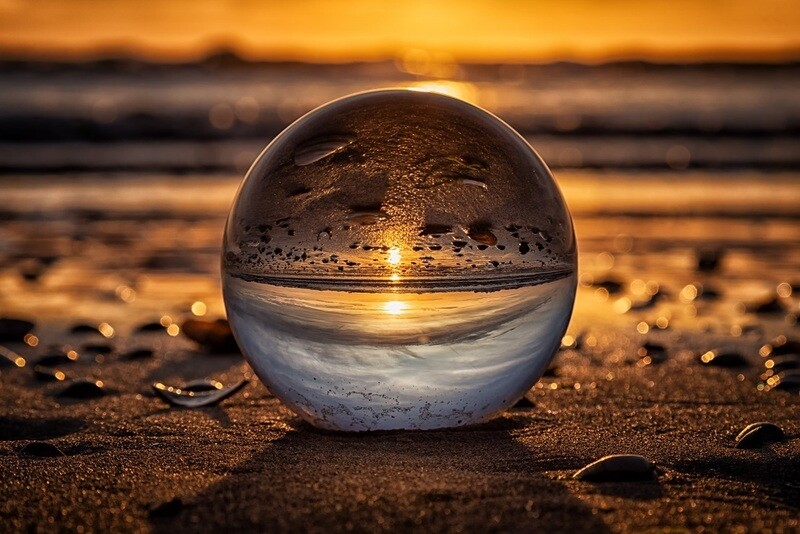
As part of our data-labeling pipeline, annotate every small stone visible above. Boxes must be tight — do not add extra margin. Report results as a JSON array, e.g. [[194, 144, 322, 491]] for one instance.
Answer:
[[771, 371, 800, 392], [419, 224, 452, 237], [592, 278, 624, 294], [181, 319, 240, 353], [148, 497, 184, 519], [19, 441, 65, 457], [573, 454, 657, 482], [33, 365, 69, 382], [630, 296, 659, 310], [82, 343, 113, 354], [0, 317, 35, 342], [747, 296, 785, 314], [636, 342, 667, 366], [121, 348, 154, 360], [70, 323, 97, 334], [696, 248, 724, 272], [136, 322, 167, 333], [699, 349, 748, 368], [58, 378, 106, 399], [345, 210, 389, 226], [542, 364, 559, 377], [467, 227, 497, 247], [764, 355, 800, 373], [35, 352, 79, 367], [735, 422, 785, 449], [0, 345, 26, 368], [511, 395, 535, 408], [641, 342, 666, 355], [696, 284, 722, 300], [560, 332, 584, 350], [761, 336, 800, 357]]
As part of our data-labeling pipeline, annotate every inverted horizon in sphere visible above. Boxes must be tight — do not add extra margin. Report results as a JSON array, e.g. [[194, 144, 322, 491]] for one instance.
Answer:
[[223, 89, 577, 431]]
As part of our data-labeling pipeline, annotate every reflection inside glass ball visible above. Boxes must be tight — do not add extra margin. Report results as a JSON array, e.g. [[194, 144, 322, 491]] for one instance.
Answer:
[[222, 89, 577, 431]]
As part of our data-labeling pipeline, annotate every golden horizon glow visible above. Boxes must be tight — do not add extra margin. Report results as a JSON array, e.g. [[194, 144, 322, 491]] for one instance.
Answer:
[[383, 300, 408, 315], [1, 1, 799, 63]]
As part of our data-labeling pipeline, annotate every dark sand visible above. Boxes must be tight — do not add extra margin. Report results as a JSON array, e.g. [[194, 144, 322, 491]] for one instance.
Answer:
[[1, 173, 799, 532]]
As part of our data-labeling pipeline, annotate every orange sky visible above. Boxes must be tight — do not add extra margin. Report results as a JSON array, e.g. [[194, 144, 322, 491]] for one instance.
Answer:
[[1, 0, 799, 62]]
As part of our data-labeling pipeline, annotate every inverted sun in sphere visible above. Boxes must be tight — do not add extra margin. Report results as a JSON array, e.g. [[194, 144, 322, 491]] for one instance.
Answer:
[[222, 89, 577, 431]]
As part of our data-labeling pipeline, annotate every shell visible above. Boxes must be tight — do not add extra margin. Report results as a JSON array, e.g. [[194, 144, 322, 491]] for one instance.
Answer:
[[152, 378, 248, 408], [294, 134, 356, 166]]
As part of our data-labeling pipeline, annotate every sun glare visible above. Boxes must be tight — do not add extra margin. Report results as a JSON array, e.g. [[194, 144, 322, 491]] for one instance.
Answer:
[[406, 81, 478, 105], [387, 247, 402, 266], [383, 300, 407, 315]]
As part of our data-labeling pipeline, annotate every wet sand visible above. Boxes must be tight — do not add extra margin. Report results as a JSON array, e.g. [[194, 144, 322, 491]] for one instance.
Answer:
[[1, 172, 799, 532]]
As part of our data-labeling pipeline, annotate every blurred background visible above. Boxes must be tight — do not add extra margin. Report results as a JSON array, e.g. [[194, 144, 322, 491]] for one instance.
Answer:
[[0, 0, 798, 333]]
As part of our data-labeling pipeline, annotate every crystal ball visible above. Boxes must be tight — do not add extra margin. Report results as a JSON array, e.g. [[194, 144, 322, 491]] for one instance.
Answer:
[[222, 89, 577, 431]]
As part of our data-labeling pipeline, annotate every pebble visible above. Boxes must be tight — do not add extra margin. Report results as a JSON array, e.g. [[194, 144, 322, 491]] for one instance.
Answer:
[[467, 227, 497, 247], [19, 441, 65, 457], [696, 248, 724, 272], [747, 296, 785, 314], [121, 348, 155, 360], [152, 378, 248, 408], [592, 278, 624, 294], [542, 362, 559, 377], [58, 378, 106, 399], [761, 336, 800, 357], [70, 323, 103, 335], [419, 224, 452, 237], [771, 371, 800, 392], [33, 365, 68, 382], [735, 422, 785, 449], [346, 210, 390, 226], [699, 349, 749, 368], [82, 343, 114, 354], [136, 321, 167, 333], [148, 497, 184, 519], [511, 395, 535, 408], [0, 345, 26, 368], [0, 317, 35, 342], [640, 342, 666, 355], [572, 454, 657, 482], [35, 352, 79, 367], [764, 355, 800, 373], [181, 319, 240, 353]]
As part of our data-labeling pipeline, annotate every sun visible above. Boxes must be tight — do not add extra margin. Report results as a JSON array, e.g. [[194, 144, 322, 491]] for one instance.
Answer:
[[383, 300, 407, 315], [387, 247, 402, 266]]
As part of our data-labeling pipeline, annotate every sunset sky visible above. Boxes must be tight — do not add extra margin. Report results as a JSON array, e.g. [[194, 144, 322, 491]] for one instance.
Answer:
[[1, 0, 799, 62]]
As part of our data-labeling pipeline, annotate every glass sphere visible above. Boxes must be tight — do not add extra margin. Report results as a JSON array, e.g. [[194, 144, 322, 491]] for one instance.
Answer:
[[222, 89, 577, 431]]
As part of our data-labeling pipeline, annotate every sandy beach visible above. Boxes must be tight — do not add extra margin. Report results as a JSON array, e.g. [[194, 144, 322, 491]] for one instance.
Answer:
[[1, 168, 798, 532]]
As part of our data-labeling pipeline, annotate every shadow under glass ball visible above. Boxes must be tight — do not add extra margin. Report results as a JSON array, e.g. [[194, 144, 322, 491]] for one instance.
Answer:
[[222, 89, 577, 431]]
